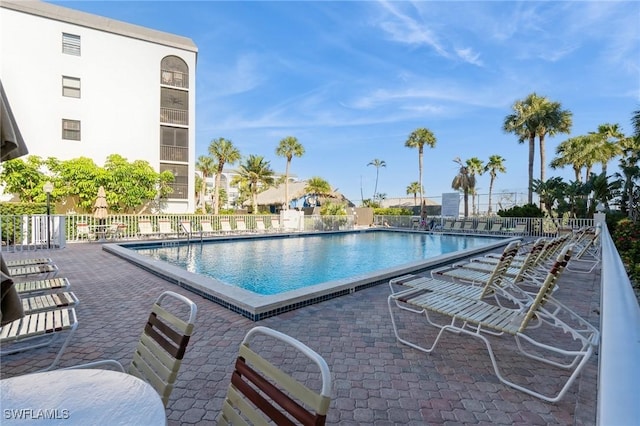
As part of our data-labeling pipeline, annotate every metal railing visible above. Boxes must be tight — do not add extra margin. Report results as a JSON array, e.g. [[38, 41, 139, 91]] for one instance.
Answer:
[[160, 107, 188, 125], [0, 215, 66, 251], [0, 214, 358, 244], [597, 223, 640, 425], [160, 145, 188, 162], [374, 215, 594, 237]]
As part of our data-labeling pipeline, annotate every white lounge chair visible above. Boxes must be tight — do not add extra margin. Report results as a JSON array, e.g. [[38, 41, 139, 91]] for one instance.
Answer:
[[15, 277, 71, 295], [255, 217, 267, 233], [8, 263, 58, 280], [220, 217, 233, 234], [5, 258, 53, 268], [138, 220, 157, 239], [21, 291, 79, 315], [200, 220, 215, 236], [158, 219, 178, 237], [388, 244, 599, 402], [234, 217, 248, 233], [1, 308, 79, 371]]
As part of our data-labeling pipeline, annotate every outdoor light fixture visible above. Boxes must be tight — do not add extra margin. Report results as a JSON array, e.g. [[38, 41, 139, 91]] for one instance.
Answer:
[[43, 181, 53, 249]]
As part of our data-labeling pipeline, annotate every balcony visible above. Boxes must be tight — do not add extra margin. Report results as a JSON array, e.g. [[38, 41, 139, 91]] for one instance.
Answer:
[[167, 183, 188, 199], [160, 107, 188, 125], [160, 145, 188, 163]]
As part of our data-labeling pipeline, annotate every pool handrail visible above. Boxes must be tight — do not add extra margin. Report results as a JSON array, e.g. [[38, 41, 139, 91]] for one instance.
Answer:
[[597, 223, 640, 425]]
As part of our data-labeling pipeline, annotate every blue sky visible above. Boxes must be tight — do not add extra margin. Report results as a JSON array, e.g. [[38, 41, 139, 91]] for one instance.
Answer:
[[52, 1, 639, 205]]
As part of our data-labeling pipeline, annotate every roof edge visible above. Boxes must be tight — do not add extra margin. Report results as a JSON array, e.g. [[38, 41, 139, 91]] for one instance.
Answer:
[[1, 0, 198, 53]]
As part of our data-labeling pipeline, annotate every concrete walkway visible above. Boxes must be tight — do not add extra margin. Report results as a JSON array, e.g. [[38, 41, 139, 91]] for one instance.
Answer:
[[1, 243, 599, 425]]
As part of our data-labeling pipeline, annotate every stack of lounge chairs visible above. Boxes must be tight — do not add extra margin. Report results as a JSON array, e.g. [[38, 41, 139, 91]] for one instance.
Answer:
[[1, 255, 79, 372], [387, 226, 601, 403]]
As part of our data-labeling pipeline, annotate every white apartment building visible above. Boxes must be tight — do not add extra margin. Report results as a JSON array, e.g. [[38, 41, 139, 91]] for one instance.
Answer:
[[0, 0, 197, 213]]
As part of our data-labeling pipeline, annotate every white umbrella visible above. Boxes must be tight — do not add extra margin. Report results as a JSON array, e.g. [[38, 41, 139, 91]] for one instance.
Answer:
[[0, 79, 28, 162], [93, 186, 109, 220]]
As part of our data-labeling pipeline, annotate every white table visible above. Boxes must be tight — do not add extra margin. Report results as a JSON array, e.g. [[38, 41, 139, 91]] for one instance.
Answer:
[[0, 369, 166, 425]]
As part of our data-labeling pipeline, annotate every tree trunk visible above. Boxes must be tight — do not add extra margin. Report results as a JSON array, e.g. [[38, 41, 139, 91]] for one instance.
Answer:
[[539, 134, 546, 183], [418, 147, 424, 205], [488, 177, 494, 215], [200, 174, 207, 212], [284, 159, 291, 210], [214, 165, 223, 214], [528, 135, 535, 204], [463, 189, 469, 217]]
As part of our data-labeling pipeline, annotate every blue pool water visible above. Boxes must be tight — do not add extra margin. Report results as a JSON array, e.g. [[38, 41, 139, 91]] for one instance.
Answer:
[[133, 231, 503, 296]]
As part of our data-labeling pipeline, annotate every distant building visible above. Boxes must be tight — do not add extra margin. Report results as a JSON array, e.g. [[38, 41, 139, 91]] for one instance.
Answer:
[[0, 0, 197, 213], [247, 181, 355, 213], [199, 170, 298, 211], [379, 197, 439, 209]]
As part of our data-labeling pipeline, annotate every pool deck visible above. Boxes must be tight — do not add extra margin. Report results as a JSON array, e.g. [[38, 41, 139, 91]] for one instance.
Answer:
[[1, 242, 600, 425]]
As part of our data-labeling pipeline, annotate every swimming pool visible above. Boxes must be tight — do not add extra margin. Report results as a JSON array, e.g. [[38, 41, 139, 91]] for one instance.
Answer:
[[105, 229, 513, 320]]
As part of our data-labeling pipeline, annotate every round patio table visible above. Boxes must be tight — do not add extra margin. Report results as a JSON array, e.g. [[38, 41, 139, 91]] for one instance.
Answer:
[[0, 369, 166, 425]]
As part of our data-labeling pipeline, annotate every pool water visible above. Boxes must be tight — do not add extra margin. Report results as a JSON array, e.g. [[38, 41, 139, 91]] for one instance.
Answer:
[[133, 232, 502, 295]]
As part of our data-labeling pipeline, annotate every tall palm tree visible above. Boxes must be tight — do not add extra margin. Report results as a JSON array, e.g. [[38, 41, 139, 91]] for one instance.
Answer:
[[404, 128, 437, 205], [406, 181, 422, 207], [208, 138, 241, 214], [503, 93, 572, 203], [275, 136, 305, 210], [484, 155, 506, 215], [534, 99, 572, 183], [195, 155, 214, 211], [237, 155, 275, 214], [304, 176, 332, 206], [466, 157, 483, 215], [451, 157, 475, 217], [367, 158, 386, 200]]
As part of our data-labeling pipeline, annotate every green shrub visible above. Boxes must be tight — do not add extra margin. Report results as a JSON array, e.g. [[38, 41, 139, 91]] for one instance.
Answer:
[[497, 203, 544, 218], [373, 207, 413, 216], [613, 218, 640, 285]]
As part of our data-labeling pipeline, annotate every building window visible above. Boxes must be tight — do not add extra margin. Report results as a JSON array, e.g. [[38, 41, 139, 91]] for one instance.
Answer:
[[160, 56, 189, 88], [62, 76, 81, 98], [62, 119, 81, 140], [62, 33, 81, 56], [160, 126, 188, 162], [160, 163, 188, 199]]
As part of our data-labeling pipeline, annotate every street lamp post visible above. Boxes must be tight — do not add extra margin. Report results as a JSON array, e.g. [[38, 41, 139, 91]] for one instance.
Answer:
[[43, 181, 54, 249]]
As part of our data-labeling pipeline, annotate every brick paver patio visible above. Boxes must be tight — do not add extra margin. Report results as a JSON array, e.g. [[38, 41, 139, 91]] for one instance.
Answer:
[[1, 242, 600, 425]]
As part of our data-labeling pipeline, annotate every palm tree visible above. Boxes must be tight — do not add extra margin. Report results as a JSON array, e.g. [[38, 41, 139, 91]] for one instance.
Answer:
[[367, 158, 386, 200], [404, 128, 437, 205], [466, 157, 483, 215], [304, 176, 332, 206], [616, 130, 640, 218], [406, 181, 422, 206], [550, 135, 594, 183], [451, 157, 475, 217], [275, 136, 305, 210], [532, 177, 566, 214], [195, 155, 214, 211], [589, 123, 625, 176], [237, 155, 275, 214], [503, 93, 572, 203], [484, 155, 506, 215], [208, 138, 241, 214], [534, 98, 572, 183]]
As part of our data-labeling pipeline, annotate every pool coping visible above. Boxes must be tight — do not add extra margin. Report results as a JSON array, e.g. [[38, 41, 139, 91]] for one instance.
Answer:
[[103, 229, 519, 321]]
